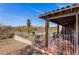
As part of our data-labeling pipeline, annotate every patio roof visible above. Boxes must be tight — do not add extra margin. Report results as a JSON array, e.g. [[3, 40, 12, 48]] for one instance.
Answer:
[[39, 3, 79, 26]]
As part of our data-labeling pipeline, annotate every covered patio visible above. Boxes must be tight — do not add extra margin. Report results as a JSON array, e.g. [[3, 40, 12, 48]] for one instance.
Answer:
[[39, 4, 79, 55]]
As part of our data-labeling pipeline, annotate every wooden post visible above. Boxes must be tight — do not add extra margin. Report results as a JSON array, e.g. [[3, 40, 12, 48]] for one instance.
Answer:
[[45, 19, 49, 48], [57, 24, 59, 34], [75, 14, 78, 55], [65, 26, 66, 34]]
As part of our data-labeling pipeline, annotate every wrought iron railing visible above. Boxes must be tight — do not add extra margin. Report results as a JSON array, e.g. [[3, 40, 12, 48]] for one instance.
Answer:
[[49, 33, 79, 55]]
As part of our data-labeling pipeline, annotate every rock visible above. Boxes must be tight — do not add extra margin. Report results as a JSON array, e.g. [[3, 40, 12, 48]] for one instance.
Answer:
[[17, 45, 48, 55]]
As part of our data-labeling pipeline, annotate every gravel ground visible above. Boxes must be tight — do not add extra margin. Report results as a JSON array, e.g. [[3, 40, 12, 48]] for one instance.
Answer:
[[0, 38, 27, 55], [0, 38, 47, 55]]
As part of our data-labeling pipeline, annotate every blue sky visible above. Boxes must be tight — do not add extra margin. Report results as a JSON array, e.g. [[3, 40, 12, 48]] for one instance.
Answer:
[[0, 3, 72, 27]]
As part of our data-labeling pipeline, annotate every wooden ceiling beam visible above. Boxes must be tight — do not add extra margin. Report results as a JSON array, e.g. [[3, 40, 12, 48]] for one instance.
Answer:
[[47, 12, 78, 21]]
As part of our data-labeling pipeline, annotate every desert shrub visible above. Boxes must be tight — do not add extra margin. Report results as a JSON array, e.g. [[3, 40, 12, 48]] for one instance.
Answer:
[[0, 26, 14, 39]]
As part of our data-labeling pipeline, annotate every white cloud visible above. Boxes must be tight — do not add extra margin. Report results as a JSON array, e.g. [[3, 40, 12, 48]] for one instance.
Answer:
[[55, 3, 65, 8], [27, 6, 43, 14]]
